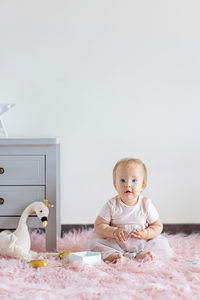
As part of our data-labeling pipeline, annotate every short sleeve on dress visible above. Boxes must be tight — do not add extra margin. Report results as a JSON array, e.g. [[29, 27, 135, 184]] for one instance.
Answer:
[[145, 198, 159, 224], [98, 200, 112, 222]]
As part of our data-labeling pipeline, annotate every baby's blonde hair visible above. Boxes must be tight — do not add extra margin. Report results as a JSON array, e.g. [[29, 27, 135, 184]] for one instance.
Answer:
[[113, 158, 147, 188]]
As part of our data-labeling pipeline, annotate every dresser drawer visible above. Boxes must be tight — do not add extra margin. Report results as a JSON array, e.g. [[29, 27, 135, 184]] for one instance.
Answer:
[[0, 186, 45, 215], [0, 216, 43, 228], [0, 156, 45, 185]]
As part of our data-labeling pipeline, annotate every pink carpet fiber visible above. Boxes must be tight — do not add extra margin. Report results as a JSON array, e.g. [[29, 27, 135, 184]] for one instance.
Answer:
[[1, 230, 200, 300]]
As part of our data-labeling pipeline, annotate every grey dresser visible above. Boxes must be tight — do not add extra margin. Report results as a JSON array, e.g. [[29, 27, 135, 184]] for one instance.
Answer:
[[0, 138, 60, 252]]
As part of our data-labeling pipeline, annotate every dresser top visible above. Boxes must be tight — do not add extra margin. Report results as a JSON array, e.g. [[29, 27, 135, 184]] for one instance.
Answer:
[[0, 138, 60, 145]]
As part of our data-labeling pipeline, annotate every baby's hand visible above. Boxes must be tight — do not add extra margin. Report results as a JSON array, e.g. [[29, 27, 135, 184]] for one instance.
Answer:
[[130, 228, 148, 239], [113, 228, 128, 243]]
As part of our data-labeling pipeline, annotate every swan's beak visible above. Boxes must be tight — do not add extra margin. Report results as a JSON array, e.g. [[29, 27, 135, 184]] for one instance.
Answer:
[[42, 221, 47, 227], [41, 217, 48, 228]]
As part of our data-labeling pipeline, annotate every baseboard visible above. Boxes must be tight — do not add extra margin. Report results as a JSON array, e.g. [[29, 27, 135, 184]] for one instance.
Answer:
[[163, 224, 200, 234], [61, 224, 94, 237], [2, 224, 199, 235], [61, 224, 200, 236]]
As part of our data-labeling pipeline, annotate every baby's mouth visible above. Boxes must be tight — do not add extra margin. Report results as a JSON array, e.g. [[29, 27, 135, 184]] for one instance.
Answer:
[[125, 190, 132, 194]]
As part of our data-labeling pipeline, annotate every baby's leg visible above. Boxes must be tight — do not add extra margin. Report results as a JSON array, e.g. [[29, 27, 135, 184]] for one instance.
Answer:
[[123, 238, 146, 254], [118, 238, 152, 261], [104, 252, 126, 264], [123, 238, 154, 261], [143, 235, 174, 259], [87, 235, 124, 263], [135, 251, 155, 261]]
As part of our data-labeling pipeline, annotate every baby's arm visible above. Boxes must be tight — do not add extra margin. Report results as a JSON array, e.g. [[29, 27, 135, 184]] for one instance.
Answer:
[[94, 216, 127, 242], [131, 218, 163, 240], [94, 216, 117, 238]]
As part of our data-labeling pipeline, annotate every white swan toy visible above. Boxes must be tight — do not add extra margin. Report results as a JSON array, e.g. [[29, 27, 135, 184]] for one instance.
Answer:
[[0, 200, 52, 262]]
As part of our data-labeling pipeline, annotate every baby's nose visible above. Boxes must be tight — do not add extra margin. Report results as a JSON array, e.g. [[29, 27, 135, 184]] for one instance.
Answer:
[[126, 180, 132, 187]]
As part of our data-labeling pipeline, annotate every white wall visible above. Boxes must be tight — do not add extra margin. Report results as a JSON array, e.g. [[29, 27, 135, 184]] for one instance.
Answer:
[[0, 0, 200, 224]]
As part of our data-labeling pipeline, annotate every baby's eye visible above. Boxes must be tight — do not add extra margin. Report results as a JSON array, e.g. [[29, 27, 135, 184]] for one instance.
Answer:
[[132, 179, 137, 183], [120, 179, 126, 183]]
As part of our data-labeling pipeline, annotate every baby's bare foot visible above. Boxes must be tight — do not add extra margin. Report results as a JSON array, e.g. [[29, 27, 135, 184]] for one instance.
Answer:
[[136, 251, 154, 262], [104, 252, 124, 264]]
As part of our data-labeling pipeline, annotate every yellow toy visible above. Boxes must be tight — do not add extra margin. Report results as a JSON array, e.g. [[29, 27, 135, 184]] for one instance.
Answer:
[[57, 251, 72, 259], [29, 259, 48, 268]]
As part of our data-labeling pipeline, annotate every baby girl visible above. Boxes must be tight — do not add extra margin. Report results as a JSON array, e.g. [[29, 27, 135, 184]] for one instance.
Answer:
[[87, 158, 174, 263]]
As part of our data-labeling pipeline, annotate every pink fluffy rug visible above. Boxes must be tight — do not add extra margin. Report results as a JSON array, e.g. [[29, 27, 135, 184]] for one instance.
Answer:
[[1, 230, 200, 300]]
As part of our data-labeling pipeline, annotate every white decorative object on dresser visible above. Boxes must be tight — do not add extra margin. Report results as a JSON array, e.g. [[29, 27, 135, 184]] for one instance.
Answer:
[[0, 138, 60, 252]]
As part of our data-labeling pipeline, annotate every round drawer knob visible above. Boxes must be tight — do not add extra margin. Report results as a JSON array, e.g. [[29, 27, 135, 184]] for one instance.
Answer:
[[0, 198, 4, 205], [0, 168, 5, 174]]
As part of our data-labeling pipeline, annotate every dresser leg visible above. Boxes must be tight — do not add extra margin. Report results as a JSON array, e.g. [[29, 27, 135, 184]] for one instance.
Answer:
[[46, 222, 61, 252]]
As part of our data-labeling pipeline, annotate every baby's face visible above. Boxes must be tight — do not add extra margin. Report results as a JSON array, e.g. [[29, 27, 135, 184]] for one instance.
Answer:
[[115, 163, 144, 205]]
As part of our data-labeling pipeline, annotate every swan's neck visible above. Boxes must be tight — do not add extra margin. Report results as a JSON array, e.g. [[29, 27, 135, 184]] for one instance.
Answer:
[[15, 205, 34, 237]]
